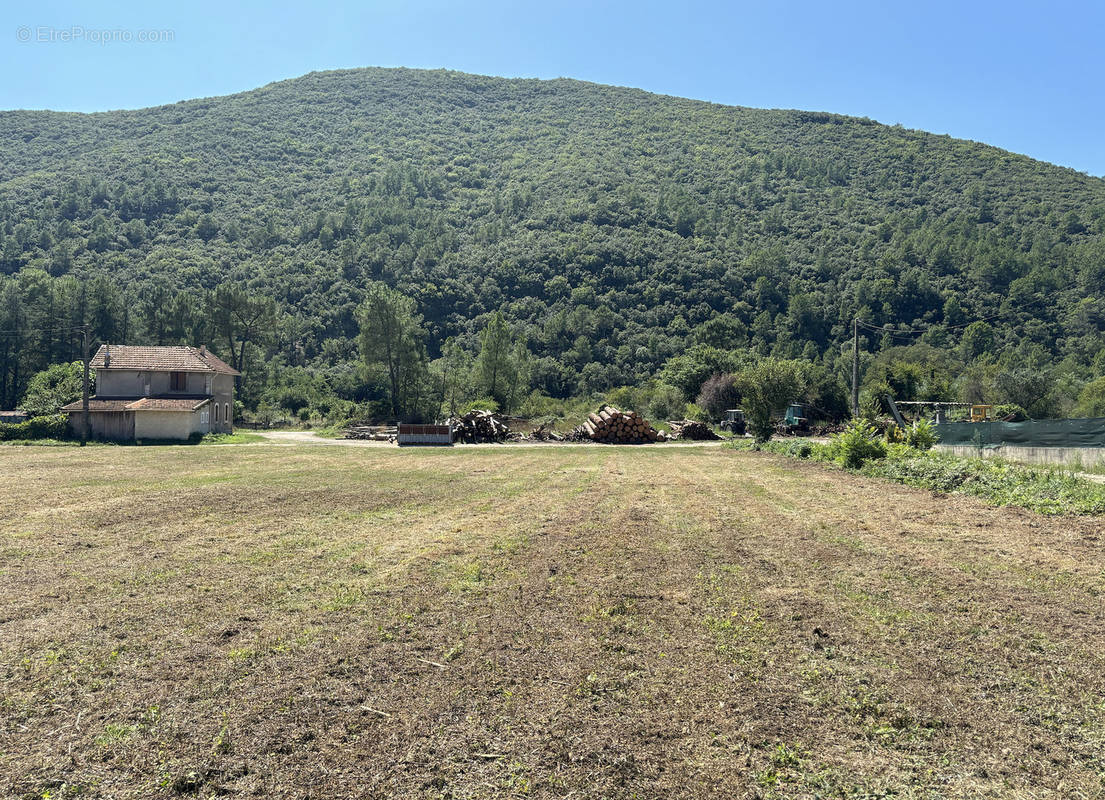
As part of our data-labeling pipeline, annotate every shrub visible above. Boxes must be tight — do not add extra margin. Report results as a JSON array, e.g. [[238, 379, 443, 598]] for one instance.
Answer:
[[464, 397, 500, 414], [861, 452, 1105, 515], [0, 414, 69, 441], [683, 402, 709, 422], [905, 418, 938, 450], [255, 402, 278, 429], [20, 362, 86, 417], [828, 419, 887, 468], [991, 403, 1028, 422], [696, 373, 741, 421], [647, 384, 686, 422], [735, 358, 807, 443], [787, 440, 814, 459]]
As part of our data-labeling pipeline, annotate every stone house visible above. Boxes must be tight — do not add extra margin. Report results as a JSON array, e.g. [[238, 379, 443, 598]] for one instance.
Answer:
[[62, 345, 239, 441]]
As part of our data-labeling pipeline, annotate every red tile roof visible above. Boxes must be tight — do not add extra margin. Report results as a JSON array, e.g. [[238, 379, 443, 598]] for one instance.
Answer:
[[61, 397, 211, 412], [126, 398, 211, 412], [60, 399, 133, 412], [90, 345, 240, 376]]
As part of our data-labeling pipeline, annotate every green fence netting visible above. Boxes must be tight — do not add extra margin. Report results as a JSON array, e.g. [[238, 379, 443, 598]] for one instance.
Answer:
[[934, 418, 1105, 449]]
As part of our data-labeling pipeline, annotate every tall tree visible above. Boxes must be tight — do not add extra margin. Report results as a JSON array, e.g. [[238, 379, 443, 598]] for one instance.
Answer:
[[356, 282, 426, 418], [210, 284, 277, 387], [735, 358, 809, 442], [437, 337, 473, 417], [476, 311, 515, 409]]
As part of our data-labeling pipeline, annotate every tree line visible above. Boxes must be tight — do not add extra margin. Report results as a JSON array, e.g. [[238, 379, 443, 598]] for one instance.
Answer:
[[2, 68, 1105, 421]]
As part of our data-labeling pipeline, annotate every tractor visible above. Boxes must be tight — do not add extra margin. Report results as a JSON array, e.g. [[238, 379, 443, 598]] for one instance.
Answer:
[[719, 408, 747, 436], [776, 403, 810, 435]]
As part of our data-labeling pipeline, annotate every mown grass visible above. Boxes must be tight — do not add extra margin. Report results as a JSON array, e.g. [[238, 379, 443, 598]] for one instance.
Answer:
[[2, 443, 1105, 798], [197, 431, 266, 445]]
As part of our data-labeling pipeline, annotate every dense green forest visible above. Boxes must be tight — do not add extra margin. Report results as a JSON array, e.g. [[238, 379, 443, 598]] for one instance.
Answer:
[[2, 67, 1105, 421]]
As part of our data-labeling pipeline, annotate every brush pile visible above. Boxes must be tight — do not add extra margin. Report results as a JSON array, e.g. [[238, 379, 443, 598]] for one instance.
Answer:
[[449, 409, 510, 443], [579, 405, 665, 444], [514, 422, 565, 442], [342, 425, 397, 441], [666, 419, 720, 441]]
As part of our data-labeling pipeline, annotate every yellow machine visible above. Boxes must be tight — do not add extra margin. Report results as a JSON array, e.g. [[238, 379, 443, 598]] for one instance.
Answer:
[[969, 404, 992, 423]]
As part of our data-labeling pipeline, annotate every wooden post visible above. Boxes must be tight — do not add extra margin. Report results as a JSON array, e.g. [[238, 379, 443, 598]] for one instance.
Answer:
[[851, 318, 859, 419], [81, 326, 90, 446]]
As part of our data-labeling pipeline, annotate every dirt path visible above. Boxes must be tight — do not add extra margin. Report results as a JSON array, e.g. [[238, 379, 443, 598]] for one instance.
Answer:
[[255, 429, 392, 446], [255, 429, 726, 448]]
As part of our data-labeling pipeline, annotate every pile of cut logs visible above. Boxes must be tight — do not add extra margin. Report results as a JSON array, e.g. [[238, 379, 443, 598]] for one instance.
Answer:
[[449, 409, 510, 443], [580, 406, 665, 444], [667, 419, 720, 441], [343, 425, 397, 441]]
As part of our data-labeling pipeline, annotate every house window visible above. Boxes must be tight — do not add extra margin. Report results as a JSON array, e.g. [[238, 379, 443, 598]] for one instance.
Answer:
[[225, 403, 231, 424], [205, 375, 212, 394], [214, 404, 220, 423], [170, 372, 186, 391]]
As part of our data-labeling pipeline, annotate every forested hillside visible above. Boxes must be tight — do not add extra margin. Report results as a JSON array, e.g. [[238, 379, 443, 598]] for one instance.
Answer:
[[2, 67, 1104, 419]]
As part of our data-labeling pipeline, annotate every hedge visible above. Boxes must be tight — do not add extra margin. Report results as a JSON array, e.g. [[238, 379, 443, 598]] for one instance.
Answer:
[[0, 414, 70, 441]]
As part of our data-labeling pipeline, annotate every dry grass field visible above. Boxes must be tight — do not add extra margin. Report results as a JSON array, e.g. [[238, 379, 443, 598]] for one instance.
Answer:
[[2, 443, 1105, 799]]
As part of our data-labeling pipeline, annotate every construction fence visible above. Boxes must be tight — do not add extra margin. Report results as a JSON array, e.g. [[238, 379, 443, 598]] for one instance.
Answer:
[[933, 418, 1105, 469], [934, 418, 1105, 449]]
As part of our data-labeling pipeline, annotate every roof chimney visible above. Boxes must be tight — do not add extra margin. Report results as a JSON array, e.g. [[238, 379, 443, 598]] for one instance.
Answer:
[[104, 345, 110, 368], [200, 345, 207, 357]]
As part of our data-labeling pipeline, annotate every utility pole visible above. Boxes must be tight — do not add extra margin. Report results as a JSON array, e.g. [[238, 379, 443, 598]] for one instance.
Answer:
[[851, 318, 859, 419], [81, 326, 90, 446]]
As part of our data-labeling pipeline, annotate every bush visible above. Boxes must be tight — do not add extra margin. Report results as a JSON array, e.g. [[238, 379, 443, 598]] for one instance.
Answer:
[[255, 402, 278, 429], [0, 414, 69, 441], [827, 419, 886, 468], [862, 450, 1105, 515], [647, 384, 686, 422], [735, 420, 1105, 515], [991, 403, 1028, 422], [735, 358, 808, 443], [786, 440, 814, 459], [20, 362, 86, 417], [683, 402, 709, 422], [464, 397, 500, 414], [696, 373, 741, 421], [905, 418, 938, 450]]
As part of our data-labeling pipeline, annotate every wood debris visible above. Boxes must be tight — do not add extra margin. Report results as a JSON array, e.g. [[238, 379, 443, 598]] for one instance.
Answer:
[[666, 419, 720, 440], [343, 425, 397, 441], [514, 422, 564, 442], [449, 410, 510, 443]]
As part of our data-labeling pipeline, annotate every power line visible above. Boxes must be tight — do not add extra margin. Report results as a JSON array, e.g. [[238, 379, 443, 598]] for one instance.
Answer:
[[856, 312, 1004, 336], [0, 323, 90, 336], [849, 310, 1007, 418]]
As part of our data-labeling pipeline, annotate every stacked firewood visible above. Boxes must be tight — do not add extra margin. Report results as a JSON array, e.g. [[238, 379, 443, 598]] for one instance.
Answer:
[[667, 419, 720, 441], [580, 406, 665, 444], [449, 409, 510, 443], [343, 425, 397, 441]]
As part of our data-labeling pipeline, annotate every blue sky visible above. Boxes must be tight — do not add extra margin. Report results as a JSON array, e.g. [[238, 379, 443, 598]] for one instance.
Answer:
[[4, 0, 1104, 176]]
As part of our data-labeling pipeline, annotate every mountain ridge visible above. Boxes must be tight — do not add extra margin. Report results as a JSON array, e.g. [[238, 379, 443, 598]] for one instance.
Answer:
[[1, 66, 1103, 414], [3, 67, 1099, 183]]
